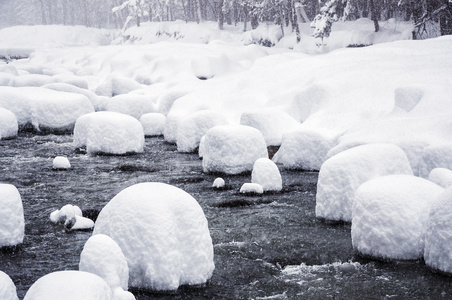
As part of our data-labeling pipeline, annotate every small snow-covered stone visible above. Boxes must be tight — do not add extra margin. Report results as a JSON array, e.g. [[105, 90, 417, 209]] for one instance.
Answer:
[[240, 183, 264, 194], [140, 113, 166, 136], [53, 156, 71, 169], [0, 107, 18, 140], [428, 168, 452, 188], [50, 204, 93, 231], [251, 158, 282, 192], [212, 178, 225, 188], [316, 143, 413, 222], [0, 271, 18, 300], [0, 184, 24, 248], [352, 175, 444, 260], [73, 111, 144, 155], [419, 143, 452, 178], [424, 187, 452, 274], [93, 182, 214, 291], [23, 271, 114, 300], [202, 125, 268, 174]]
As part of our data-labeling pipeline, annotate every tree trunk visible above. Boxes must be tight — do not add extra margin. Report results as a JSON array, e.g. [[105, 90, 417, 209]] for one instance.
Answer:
[[218, 0, 224, 29], [369, 0, 379, 32]]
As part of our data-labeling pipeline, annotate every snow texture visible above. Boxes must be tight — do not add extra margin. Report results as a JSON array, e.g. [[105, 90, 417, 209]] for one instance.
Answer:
[[316, 143, 413, 222], [202, 125, 268, 174], [0, 107, 18, 139], [139, 113, 166, 136], [212, 178, 225, 188], [93, 182, 214, 291], [0, 271, 18, 300], [53, 156, 71, 169], [50, 204, 94, 231], [240, 183, 264, 194], [424, 187, 452, 274], [428, 168, 452, 188], [352, 175, 444, 260], [251, 158, 282, 192], [106, 94, 156, 119], [0, 184, 24, 248], [419, 144, 452, 178], [73, 111, 144, 155], [23, 271, 114, 300]]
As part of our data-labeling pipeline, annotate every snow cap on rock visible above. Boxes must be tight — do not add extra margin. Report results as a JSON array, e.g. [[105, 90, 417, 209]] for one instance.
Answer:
[[0, 184, 24, 248], [140, 113, 166, 136], [251, 158, 282, 192], [0, 107, 18, 140], [240, 183, 264, 194], [0, 271, 18, 300], [428, 168, 452, 189], [53, 156, 71, 169]]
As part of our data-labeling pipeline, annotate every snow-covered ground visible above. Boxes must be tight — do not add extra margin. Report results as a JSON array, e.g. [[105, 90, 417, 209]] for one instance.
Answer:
[[1, 18, 452, 294]]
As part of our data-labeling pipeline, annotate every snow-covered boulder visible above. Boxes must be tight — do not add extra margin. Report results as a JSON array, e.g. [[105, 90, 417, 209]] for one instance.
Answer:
[[53, 156, 71, 170], [352, 175, 444, 260], [316, 143, 413, 222], [419, 143, 452, 178], [251, 158, 282, 192], [73, 112, 144, 155], [240, 183, 264, 194], [95, 75, 142, 97], [212, 178, 225, 189], [0, 184, 24, 248], [424, 187, 452, 274], [428, 168, 452, 188], [93, 182, 214, 291], [79, 234, 134, 299], [0, 271, 18, 300], [0, 107, 18, 140], [23, 271, 114, 300], [50, 204, 94, 231], [176, 110, 228, 153], [12, 73, 55, 87], [272, 129, 336, 171], [106, 94, 156, 119], [240, 109, 300, 146], [202, 125, 268, 174], [139, 113, 166, 136]]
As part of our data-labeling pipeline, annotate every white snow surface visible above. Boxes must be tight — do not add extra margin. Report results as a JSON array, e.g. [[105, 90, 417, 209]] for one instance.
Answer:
[[52, 156, 71, 169], [419, 144, 452, 178], [316, 143, 413, 222], [0, 107, 18, 139], [202, 125, 268, 174], [50, 204, 94, 231], [428, 168, 452, 189], [0, 184, 24, 247], [352, 175, 444, 260], [240, 183, 264, 194], [140, 113, 166, 136], [23, 271, 114, 300], [251, 158, 282, 192], [73, 111, 144, 155], [424, 187, 452, 274], [106, 94, 156, 119], [212, 178, 225, 188], [93, 182, 215, 291], [0, 271, 18, 300]]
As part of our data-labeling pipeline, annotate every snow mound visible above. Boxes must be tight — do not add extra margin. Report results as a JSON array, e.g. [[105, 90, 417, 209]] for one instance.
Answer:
[[212, 178, 225, 188], [79, 234, 130, 293], [177, 110, 228, 153], [43, 83, 108, 111], [202, 125, 268, 174], [251, 158, 282, 192], [0, 86, 94, 132], [12, 74, 55, 87], [240, 183, 264, 194], [428, 168, 452, 188], [419, 144, 452, 178], [23, 271, 114, 300], [0, 271, 18, 300], [95, 75, 143, 97], [0, 107, 18, 140], [93, 182, 214, 291], [316, 143, 413, 222], [273, 129, 335, 170], [50, 204, 94, 231], [73, 112, 144, 155], [0, 184, 24, 248], [53, 156, 71, 170], [140, 113, 166, 136], [424, 187, 452, 274], [352, 175, 444, 260], [106, 94, 156, 119], [240, 109, 300, 146]]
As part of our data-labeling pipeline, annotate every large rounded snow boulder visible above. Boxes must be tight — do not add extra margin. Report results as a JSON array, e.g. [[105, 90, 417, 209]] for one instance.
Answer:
[[176, 110, 228, 153], [428, 168, 452, 188], [0, 184, 24, 248], [140, 113, 166, 136], [251, 158, 282, 192], [0, 271, 18, 300], [419, 143, 452, 178], [352, 175, 444, 260], [106, 94, 156, 119], [202, 125, 268, 174], [93, 182, 215, 291], [272, 129, 335, 171], [23, 271, 114, 300], [0, 107, 18, 140], [73, 111, 144, 155], [316, 143, 413, 222], [424, 187, 452, 274]]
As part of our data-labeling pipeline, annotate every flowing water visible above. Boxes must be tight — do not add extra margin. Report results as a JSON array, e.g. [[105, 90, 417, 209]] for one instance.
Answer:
[[1, 133, 451, 299]]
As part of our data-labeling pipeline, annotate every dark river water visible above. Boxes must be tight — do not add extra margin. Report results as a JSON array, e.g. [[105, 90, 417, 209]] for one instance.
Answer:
[[1, 133, 451, 299]]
